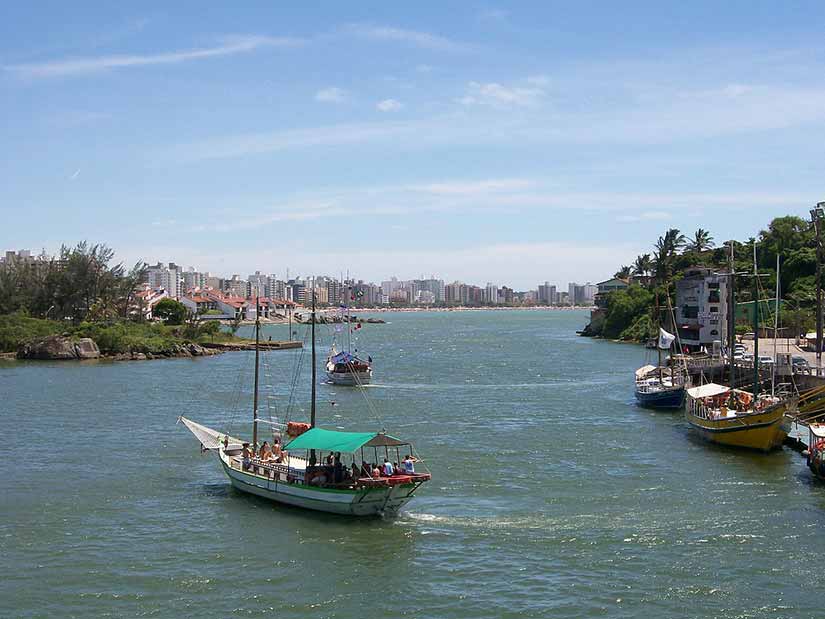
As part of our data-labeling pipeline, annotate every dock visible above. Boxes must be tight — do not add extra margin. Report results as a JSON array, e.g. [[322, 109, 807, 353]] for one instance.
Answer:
[[202, 340, 302, 352]]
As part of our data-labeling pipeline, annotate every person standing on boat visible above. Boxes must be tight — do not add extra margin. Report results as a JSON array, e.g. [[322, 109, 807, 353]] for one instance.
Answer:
[[242, 443, 252, 471], [383, 459, 394, 476], [403, 454, 417, 475]]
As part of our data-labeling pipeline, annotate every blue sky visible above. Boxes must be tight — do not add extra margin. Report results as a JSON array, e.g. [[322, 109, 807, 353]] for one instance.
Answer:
[[2, 2, 825, 288]]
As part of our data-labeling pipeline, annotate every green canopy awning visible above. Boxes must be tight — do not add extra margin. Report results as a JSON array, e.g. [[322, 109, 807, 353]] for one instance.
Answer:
[[284, 428, 408, 453]]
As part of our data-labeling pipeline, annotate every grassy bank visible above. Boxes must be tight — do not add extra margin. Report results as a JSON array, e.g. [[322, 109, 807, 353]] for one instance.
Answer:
[[0, 312, 249, 355]]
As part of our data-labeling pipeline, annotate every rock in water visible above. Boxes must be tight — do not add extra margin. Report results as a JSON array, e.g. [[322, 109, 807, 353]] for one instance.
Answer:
[[17, 335, 100, 360], [74, 338, 100, 359]]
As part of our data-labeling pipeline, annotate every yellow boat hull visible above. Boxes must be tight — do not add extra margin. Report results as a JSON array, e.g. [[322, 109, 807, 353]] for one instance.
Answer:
[[685, 405, 790, 452]]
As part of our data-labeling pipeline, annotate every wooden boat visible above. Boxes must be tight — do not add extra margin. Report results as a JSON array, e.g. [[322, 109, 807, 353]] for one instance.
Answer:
[[684, 383, 790, 451], [635, 362, 688, 409], [806, 424, 825, 480], [685, 242, 792, 451], [326, 346, 373, 386], [180, 293, 429, 517], [634, 289, 689, 410]]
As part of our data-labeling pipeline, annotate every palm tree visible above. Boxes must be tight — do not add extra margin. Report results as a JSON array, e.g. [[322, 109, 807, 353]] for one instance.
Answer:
[[633, 254, 653, 277], [652, 228, 686, 284], [687, 228, 714, 252], [614, 265, 632, 280]]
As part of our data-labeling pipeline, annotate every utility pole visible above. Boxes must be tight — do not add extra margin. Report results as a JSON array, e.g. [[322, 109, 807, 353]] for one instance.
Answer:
[[812, 205, 825, 372]]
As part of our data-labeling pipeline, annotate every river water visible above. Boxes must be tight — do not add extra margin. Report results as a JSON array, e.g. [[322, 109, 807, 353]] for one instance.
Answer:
[[1, 310, 823, 618]]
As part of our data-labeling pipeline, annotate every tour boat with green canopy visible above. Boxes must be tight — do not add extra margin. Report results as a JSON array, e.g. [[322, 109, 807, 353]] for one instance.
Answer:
[[179, 291, 430, 517]]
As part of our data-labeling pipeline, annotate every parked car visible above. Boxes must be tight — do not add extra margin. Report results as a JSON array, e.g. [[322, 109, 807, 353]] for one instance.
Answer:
[[758, 355, 774, 366], [792, 356, 811, 372], [741, 332, 756, 341], [742, 353, 754, 362]]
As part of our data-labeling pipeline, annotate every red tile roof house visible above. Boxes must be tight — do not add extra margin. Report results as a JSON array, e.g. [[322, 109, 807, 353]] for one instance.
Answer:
[[134, 285, 169, 320]]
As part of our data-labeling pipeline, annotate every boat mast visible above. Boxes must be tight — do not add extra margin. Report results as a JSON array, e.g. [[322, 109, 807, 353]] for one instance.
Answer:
[[310, 280, 317, 428], [655, 289, 663, 383], [773, 254, 780, 397], [752, 242, 760, 399], [728, 241, 736, 393], [253, 296, 260, 449]]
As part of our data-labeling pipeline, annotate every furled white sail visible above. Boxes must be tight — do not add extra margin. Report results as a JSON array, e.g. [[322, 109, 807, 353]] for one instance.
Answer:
[[179, 416, 241, 450]]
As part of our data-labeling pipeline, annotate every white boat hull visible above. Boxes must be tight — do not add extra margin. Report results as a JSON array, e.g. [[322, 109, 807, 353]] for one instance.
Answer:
[[325, 368, 372, 386], [219, 453, 414, 517]]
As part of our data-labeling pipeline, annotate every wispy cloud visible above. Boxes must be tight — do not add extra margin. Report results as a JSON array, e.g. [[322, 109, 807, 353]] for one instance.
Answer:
[[4, 35, 302, 78], [344, 24, 470, 52], [315, 87, 347, 103], [376, 98, 403, 112], [457, 80, 545, 107]]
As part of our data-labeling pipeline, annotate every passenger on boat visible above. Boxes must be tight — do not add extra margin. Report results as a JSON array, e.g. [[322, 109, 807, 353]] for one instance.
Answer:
[[372, 463, 381, 477], [260, 441, 272, 461], [242, 443, 252, 470], [383, 459, 394, 476], [352, 462, 360, 479], [272, 438, 282, 459], [403, 454, 417, 474]]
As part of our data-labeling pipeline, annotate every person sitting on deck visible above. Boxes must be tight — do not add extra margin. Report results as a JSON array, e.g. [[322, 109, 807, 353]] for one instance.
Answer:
[[352, 462, 360, 479], [272, 438, 282, 459], [242, 443, 252, 470], [361, 461, 371, 477], [403, 454, 417, 475], [383, 459, 394, 476], [260, 441, 272, 461], [372, 463, 381, 477], [326, 452, 335, 465]]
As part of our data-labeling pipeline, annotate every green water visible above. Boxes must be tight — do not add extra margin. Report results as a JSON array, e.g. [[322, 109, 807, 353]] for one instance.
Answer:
[[1, 310, 822, 618]]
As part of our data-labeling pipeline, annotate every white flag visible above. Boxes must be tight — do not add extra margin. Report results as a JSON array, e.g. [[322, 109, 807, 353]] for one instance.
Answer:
[[658, 328, 676, 350]]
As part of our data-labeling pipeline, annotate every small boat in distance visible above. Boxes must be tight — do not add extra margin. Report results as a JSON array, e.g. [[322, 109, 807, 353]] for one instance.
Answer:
[[326, 345, 373, 386], [325, 302, 373, 386], [180, 294, 429, 517]]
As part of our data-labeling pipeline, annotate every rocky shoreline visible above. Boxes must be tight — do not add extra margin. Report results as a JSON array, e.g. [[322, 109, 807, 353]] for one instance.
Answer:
[[9, 334, 303, 362], [14, 335, 220, 362]]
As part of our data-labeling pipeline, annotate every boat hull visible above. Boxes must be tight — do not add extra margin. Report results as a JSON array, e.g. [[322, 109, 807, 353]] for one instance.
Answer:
[[219, 458, 413, 517], [684, 406, 790, 451], [635, 387, 685, 409], [325, 369, 372, 386]]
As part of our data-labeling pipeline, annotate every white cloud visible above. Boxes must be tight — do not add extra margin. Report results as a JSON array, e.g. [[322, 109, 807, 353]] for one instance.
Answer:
[[4, 35, 302, 78], [458, 80, 544, 107], [315, 87, 347, 103], [376, 98, 403, 112], [345, 24, 469, 52], [616, 211, 672, 223]]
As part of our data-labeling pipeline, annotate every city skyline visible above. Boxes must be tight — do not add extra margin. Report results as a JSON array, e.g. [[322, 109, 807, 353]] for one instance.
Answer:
[[3, 4, 825, 287]]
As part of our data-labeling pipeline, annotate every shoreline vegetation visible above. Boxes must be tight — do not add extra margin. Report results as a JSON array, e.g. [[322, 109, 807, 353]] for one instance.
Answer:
[[580, 215, 817, 344]]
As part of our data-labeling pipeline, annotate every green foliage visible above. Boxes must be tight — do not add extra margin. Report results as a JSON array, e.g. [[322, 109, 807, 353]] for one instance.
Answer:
[[601, 285, 654, 339], [153, 298, 187, 325], [618, 313, 656, 342], [0, 312, 61, 352]]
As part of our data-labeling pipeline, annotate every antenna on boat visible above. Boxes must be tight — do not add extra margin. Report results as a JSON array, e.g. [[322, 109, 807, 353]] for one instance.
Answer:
[[253, 295, 261, 450]]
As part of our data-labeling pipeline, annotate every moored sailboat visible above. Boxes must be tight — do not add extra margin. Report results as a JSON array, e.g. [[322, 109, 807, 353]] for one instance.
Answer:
[[685, 242, 792, 451], [180, 293, 429, 517]]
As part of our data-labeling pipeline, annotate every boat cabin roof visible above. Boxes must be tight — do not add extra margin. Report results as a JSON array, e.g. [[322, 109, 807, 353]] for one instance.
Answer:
[[810, 424, 825, 439], [284, 427, 408, 453], [687, 383, 730, 399]]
